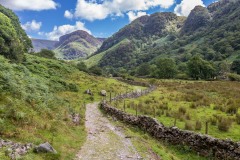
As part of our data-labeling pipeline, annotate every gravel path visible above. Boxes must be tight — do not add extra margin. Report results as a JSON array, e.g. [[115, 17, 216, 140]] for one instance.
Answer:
[[75, 103, 142, 160]]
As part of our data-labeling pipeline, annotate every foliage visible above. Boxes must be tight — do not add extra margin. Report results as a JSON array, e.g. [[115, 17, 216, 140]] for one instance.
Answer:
[[35, 49, 56, 59], [227, 73, 240, 81], [77, 62, 88, 72], [231, 60, 240, 74], [136, 63, 152, 76], [90, 0, 240, 77], [218, 118, 232, 132], [152, 58, 177, 79], [0, 4, 32, 52], [0, 12, 24, 62], [89, 65, 102, 76], [187, 55, 215, 80]]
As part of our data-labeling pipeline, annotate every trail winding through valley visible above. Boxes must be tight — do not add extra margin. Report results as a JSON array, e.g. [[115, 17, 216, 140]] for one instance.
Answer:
[[75, 103, 143, 160]]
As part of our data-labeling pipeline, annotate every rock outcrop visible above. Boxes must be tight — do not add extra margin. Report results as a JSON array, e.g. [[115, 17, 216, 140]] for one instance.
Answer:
[[34, 142, 57, 154], [181, 5, 211, 35], [0, 139, 34, 159]]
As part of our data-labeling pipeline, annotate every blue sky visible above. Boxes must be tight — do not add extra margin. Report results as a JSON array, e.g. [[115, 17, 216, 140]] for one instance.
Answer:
[[0, 0, 217, 40]]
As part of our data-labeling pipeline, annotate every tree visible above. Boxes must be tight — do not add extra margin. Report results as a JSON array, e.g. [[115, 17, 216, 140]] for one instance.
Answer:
[[89, 66, 102, 76], [153, 58, 177, 79], [0, 12, 24, 62], [36, 49, 56, 59], [187, 55, 215, 80], [136, 63, 151, 76], [77, 62, 87, 72], [231, 60, 240, 74], [0, 5, 32, 51]]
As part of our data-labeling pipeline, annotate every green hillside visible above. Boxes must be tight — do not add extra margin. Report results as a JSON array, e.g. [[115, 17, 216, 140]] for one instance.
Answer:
[[90, 0, 240, 78]]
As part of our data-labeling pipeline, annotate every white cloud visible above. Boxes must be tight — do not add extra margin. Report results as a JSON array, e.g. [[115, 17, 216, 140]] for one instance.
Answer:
[[22, 20, 42, 32], [44, 21, 91, 40], [174, 0, 205, 16], [72, 0, 175, 21], [127, 11, 147, 22], [64, 10, 74, 19], [0, 0, 57, 11]]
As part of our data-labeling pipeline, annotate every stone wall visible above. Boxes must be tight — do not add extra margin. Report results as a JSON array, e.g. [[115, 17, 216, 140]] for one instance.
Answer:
[[114, 78, 150, 87], [100, 102, 240, 160], [112, 85, 156, 101]]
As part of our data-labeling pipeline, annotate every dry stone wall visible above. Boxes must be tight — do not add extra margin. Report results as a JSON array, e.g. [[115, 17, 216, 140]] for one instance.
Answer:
[[100, 102, 240, 160]]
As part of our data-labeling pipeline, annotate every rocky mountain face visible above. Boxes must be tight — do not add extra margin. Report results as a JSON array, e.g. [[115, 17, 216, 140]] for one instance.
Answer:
[[180, 6, 211, 35], [97, 13, 185, 53], [31, 39, 57, 52], [90, 0, 240, 72], [54, 30, 103, 60], [93, 12, 186, 69]]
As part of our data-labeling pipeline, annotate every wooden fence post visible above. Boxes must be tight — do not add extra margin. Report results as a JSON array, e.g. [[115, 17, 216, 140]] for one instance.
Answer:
[[205, 121, 209, 134], [174, 118, 177, 126], [136, 104, 138, 116], [110, 92, 112, 103]]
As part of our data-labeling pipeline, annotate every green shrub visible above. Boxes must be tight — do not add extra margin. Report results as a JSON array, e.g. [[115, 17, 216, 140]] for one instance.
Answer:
[[227, 73, 240, 81], [185, 121, 194, 130], [218, 118, 232, 132], [209, 117, 217, 126], [178, 107, 186, 115], [195, 120, 202, 130]]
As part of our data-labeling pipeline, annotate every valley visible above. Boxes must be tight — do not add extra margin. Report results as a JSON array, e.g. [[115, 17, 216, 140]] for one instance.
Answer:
[[0, 0, 240, 159]]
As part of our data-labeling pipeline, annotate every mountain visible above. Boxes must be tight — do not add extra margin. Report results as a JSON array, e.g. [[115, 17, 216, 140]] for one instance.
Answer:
[[31, 38, 57, 52], [54, 30, 104, 60], [88, 0, 240, 75], [91, 12, 185, 69], [180, 5, 211, 35]]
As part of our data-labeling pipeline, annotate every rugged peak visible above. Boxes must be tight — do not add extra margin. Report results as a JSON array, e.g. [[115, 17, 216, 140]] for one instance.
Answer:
[[181, 5, 211, 35], [59, 30, 93, 43], [55, 30, 103, 60], [207, 0, 236, 13], [97, 12, 185, 53]]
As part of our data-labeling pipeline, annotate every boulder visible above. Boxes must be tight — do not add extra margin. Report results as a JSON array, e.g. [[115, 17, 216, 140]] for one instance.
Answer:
[[100, 90, 107, 96], [34, 142, 57, 154], [85, 89, 93, 95]]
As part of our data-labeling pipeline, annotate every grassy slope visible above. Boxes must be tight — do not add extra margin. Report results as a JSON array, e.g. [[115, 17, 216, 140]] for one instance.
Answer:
[[84, 39, 131, 68], [54, 39, 100, 59], [113, 80, 240, 141], [0, 54, 138, 160]]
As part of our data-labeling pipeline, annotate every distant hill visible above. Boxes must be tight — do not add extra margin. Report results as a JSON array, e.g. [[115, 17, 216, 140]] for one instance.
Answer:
[[31, 38, 57, 52], [88, 0, 240, 73], [54, 30, 104, 60]]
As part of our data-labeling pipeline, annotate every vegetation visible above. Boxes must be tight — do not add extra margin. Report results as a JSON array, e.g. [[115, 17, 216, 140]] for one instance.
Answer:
[[0, 12, 24, 62], [88, 0, 240, 78], [35, 49, 56, 59], [0, 54, 137, 159], [114, 79, 240, 141], [0, 5, 32, 52]]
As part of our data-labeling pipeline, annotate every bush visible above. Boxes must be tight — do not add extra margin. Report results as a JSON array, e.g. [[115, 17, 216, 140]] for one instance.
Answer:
[[178, 107, 186, 115], [185, 121, 194, 130], [36, 49, 56, 59], [77, 62, 87, 72], [227, 73, 240, 81], [209, 117, 217, 126], [195, 120, 202, 130], [218, 118, 232, 132]]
